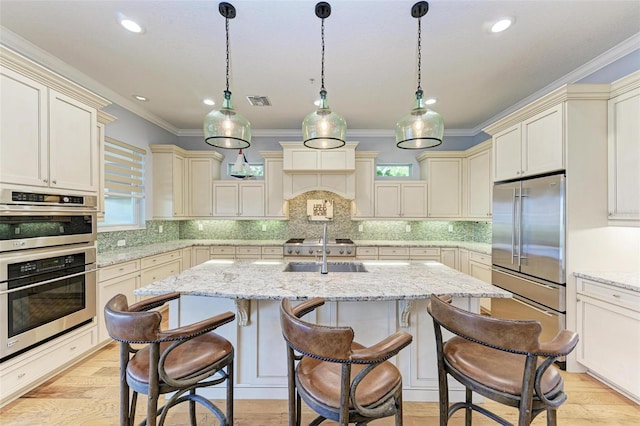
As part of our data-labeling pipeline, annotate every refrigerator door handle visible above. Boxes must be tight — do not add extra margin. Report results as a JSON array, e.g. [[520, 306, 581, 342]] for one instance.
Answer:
[[511, 188, 518, 265]]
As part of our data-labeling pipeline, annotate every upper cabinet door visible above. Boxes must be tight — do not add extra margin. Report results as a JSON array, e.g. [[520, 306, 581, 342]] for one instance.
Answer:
[[522, 103, 564, 178], [608, 87, 640, 224], [426, 158, 462, 218], [467, 148, 492, 219], [49, 90, 98, 192], [374, 183, 401, 217], [0, 68, 49, 187], [188, 157, 214, 217], [493, 124, 522, 182]]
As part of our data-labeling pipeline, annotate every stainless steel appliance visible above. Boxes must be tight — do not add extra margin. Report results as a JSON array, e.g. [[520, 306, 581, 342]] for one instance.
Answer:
[[491, 172, 566, 343], [1, 189, 97, 251], [284, 238, 355, 259], [0, 189, 97, 361]]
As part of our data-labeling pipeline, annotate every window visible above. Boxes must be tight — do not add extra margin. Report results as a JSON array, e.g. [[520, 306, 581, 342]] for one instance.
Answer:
[[376, 164, 412, 177], [100, 137, 146, 229], [226, 163, 264, 178]]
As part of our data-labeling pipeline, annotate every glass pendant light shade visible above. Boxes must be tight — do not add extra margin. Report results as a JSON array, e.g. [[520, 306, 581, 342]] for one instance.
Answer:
[[203, 2, 251, 149], [204, 91, 251, 149], [303, 90, 346, 149], [396, 1, 444, 150], [302, 2, 346, 150], [396, 89, 443, 149]]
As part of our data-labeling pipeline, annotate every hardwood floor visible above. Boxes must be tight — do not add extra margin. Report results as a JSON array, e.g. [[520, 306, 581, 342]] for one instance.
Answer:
[[1, 341, 638, 425]]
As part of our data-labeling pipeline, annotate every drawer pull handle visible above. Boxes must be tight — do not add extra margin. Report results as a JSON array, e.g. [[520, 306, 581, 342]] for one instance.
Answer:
[[18, 373, 26, 379], [69, 346, 77, 351], [612, 294, 621, 298]]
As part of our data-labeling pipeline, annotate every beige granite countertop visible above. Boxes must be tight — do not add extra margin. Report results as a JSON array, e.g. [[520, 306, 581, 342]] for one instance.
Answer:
[[98, 239, 490, 267], [574, 271, 640, 293], [134, 259, 511, 301]]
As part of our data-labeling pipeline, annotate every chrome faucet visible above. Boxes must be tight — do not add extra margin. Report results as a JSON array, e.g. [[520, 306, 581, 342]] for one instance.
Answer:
[[317, 222, 328, 274]]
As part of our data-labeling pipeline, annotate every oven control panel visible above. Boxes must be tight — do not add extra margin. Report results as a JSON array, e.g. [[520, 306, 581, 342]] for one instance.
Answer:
[[11, 191, 85, 205]]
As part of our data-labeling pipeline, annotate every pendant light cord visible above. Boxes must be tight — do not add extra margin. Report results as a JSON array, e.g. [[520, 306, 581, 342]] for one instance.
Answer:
[[416, 17, 422, 93], [225, 16, 231, 95], [320, 18, 326, 92]]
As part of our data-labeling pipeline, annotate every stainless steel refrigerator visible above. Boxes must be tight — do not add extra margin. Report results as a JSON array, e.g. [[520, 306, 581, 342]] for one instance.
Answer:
[[491, 172, 566, 343]]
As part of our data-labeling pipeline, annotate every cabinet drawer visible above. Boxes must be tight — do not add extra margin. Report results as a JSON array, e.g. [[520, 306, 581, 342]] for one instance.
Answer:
[[236, 246, 261, 258], [410, 247, 440, 257], [356, 247, 378, 256], [469, 251, 491, 265], [262, 246, 284, 258], [140, 260, 181, 285], [378, 247, 410, 258], [210, 246, 236, 256], [578, 279, 640, 312], [98, 259, 140, 282], [140, 250, 182, 269], [1, 326, 95, 400]]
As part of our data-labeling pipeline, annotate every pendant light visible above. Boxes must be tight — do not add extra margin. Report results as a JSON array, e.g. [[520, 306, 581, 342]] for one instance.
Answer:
[[230, 149, 254, 179], [302, 2, 346, 150], [204, 2, 251, 149], [395, 1, 444, 149]]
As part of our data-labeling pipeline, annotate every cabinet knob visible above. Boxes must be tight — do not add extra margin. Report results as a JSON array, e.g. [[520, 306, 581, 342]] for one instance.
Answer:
[[43, 179, 48, 183], [52, 180, 57, 184]]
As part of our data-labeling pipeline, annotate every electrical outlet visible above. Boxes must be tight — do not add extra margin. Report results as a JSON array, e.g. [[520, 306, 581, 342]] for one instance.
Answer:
[[117, 239, 126, 247], [448, 224, 454, 232], [405, 225, 411, 233], [358, 224, 363, 232], [261, 224, 267, 231], [158, 225, 163, 233], [198, 223, 204, 231]]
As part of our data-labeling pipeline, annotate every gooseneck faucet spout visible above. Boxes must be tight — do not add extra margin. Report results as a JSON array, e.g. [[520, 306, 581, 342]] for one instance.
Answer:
[[320, 222, 328, 274]]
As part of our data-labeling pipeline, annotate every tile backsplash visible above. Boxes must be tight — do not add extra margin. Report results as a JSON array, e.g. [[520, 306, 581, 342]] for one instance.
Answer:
[[98, 191, 491, 252]]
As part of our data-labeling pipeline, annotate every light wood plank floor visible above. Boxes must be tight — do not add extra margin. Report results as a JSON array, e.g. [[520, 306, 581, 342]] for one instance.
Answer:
[[1, 340, 638, 425]]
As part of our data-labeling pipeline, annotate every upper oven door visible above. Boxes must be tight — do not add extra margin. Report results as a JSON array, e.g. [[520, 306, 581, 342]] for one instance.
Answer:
[[0, 209, 96, 251]]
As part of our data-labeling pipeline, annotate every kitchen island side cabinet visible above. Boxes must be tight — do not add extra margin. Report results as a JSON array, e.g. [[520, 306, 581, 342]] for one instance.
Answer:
[[1, 46, 109, 194], [212, 181, 265, 218], [576, 277, 640, 403], [607, 71, 640, 226], [374, 181, 427, 219]]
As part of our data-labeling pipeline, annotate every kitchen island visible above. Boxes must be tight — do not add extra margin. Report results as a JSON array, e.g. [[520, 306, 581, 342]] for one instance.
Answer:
[[134, 259, 510, 402]]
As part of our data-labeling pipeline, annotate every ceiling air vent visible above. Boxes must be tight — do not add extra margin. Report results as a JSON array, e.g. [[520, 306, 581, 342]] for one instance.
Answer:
[[246, 96, 271, 107]]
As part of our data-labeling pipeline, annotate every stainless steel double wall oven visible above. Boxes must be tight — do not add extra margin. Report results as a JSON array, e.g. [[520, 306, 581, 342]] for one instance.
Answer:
[[0, 189, 97, 362]]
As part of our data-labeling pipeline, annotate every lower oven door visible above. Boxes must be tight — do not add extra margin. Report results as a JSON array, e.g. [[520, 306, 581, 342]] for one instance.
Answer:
[[492, 295, 565, 343], [0, 243, 97, 361]]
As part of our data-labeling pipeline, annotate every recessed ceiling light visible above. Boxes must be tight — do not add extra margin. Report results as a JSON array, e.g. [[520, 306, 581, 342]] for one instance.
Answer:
[[133, 95, 148, 102], [119, 17, 143, 33], [203, 99, 215, 106], [491, 18, 513, 33], [425, 98, 437, 105]]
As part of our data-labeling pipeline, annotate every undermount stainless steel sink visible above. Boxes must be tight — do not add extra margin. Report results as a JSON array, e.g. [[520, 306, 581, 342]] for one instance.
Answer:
[[283, 262, 368, 273]]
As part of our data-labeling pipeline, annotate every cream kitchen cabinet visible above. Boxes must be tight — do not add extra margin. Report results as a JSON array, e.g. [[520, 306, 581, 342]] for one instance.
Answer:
[[458, 249, 470, 274], [492, 104, 564, 182], [96, 112, 117, 221], [210, 245, 236, 259], [261, 151, 287, 218], [212, 181, 265, 218], [607, 72, 640, 225], [139, 250, 182, 300], [1, 48, 108, 194], [352, 152, 377, 218], [465, 141, 493, 219], [374, 182, 427, 218], [576, 277, 640, 402], [424, 157, 463, 218], [262, 246, 284, 259], [378, 247, 410, 260], [192, 246, 212, 266], [409, 247, 440, 261], [151, 145, 223, 219], [96, 260, 140, 344], [355, 246, 378, 260], [440, 248, 458, 269], [281, 142, 357, 171]]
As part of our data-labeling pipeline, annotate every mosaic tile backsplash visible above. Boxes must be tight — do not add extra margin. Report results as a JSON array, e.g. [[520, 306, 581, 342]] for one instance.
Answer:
[[98, 191, 491, 251]]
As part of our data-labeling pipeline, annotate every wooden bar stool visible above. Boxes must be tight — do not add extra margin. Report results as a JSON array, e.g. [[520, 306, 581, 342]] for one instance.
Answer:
[[427, 294, 579, 426], [280, 297, 413, 426], [104, 293, 235, 426]]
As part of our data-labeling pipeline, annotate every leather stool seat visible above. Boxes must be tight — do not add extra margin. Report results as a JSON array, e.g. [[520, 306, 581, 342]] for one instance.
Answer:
[[444, 337, 562, 396], [297, 342, 403, 409]]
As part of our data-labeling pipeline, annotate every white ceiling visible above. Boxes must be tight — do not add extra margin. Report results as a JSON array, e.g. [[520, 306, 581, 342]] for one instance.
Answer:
[[1, 0, 639, 136]]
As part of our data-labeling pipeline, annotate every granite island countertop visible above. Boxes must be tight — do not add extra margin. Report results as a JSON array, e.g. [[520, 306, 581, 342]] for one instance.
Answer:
[[573, 271, 640, 293], [133, 259, 511, 301]]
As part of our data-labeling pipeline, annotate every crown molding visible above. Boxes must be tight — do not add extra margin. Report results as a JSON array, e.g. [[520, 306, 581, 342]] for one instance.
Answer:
[[474, 33, 640, 134], [0, 26, 179, 135]]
